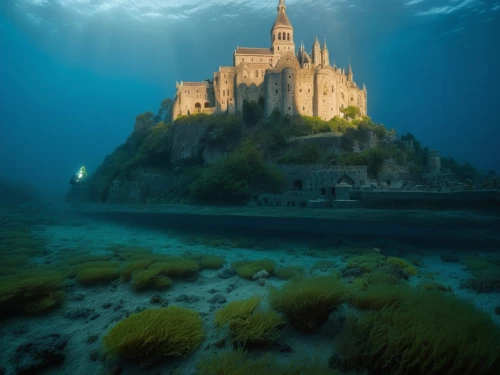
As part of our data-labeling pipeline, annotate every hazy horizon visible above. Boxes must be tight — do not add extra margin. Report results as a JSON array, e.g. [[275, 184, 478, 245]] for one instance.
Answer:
[[1, 0, 499, 199]]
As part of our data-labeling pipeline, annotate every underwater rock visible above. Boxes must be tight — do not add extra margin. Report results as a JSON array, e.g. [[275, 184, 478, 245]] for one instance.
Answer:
[[461, 276, 500, 293], [252, 269, 269, 280], [341, 267, 364, 278], [208, 288, 219, 293], [213, 338, 226, 348], [101, 302, 113, 309], [63, 307, 96, 320], [150, 293, 168, 306], [226, 283, 237, 293], [208, 293, 226, 305], [218, 268, 236, 279], [175, 294, 201, 303], [12, 333, 68, 375]]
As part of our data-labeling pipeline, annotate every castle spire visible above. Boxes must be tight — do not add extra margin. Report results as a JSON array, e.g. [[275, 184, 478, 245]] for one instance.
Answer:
[[347, 58, 353, 81], [322, 39, 327, 50], [271, 0, 295, 56], [314, 36, 320, 45]]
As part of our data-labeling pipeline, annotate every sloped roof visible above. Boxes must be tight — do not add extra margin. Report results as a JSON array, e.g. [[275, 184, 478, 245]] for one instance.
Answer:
[[273, 8, 292, 28], [235, 47, 273, 55]]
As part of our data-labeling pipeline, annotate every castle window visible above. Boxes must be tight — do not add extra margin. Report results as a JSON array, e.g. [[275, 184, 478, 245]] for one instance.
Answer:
[[278, 47, 280, 51], [225, 81, 227, 84], [351, 97, 354, 101], [251, 58, 253, 62], [278, 33, 281, 40], [288, 107, 291, 110], [289, 75, 291, 79], [224, 74, 226, 78], [276, 90, 278, 93], [275, 82, 278, 86], [332, 85, 334, 92], [242, 58, 244, 62], [196, 90, 199, 93], [287, 33, 290, 40], [308, 89, 310, 93], [300, 89, 302, 92]]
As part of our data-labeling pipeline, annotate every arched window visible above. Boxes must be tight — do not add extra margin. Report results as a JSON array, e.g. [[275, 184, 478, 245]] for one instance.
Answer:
[[287, 33, 290, 41], [255, 70, 259, 78], [204, 102, 210, 108], [278, 33, 282, 40]]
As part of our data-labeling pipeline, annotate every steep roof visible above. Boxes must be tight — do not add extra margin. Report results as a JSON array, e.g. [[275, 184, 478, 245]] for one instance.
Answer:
[[235, 47, 273, 55], [272, 0, 292, 28]]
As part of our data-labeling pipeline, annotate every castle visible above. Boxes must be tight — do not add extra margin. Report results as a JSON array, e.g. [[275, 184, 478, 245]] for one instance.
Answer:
[[171, 0, 367, 122]]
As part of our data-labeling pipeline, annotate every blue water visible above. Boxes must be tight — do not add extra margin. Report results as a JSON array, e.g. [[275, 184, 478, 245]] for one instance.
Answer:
[[1, 1, 500, 374]]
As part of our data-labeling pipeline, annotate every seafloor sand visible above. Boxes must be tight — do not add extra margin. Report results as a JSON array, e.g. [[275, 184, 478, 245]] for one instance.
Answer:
[[1, 211, 499, 375]]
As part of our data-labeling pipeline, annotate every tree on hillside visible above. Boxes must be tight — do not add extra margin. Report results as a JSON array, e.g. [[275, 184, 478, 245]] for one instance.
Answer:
[[340, 106, 361, 121]]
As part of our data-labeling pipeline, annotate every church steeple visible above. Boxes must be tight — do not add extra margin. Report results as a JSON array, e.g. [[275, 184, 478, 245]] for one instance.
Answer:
[[271, 0, 295, 56]]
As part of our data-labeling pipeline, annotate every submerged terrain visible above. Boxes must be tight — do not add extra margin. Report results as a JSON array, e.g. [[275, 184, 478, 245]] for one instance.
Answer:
[[1, 178, 500, 375]]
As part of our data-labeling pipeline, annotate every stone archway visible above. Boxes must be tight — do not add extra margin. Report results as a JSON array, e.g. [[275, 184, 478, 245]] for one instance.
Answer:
[[195, 102, 202, 113], [337, 174, 355, 185]]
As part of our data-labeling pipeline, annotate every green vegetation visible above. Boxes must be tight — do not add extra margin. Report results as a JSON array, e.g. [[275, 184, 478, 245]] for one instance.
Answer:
[[198, 349, 337, 375], [268, 274, 347, 332], [102, 306, 205, 364], [336, 289, 500, 375], [87, 95, 484, 205], [190, 141, 284, 205]]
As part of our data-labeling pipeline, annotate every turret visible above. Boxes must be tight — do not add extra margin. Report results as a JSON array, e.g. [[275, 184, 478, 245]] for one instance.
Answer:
[[321, 39, 330, 67], [271, 0, 295, 56], [312, 36, 321, 66], [347, 58, 353, 81]]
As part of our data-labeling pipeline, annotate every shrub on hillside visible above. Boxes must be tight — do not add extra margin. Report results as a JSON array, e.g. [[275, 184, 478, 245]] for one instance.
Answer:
[[190, 141, 284, 205]]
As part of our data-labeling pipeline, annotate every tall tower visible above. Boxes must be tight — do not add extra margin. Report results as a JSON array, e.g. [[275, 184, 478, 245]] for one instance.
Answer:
[[347, 58, 353, 81], [312, 37, 321, 66], [321, 40, 330, 67], [271, 0, 295, 57]]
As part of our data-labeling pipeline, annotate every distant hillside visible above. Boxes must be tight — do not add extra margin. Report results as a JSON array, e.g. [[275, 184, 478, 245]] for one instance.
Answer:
[[87, 99, 483, 205]]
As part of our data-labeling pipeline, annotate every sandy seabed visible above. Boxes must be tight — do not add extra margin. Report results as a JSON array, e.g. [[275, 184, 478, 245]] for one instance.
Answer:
[[1, 212, 499, 375]]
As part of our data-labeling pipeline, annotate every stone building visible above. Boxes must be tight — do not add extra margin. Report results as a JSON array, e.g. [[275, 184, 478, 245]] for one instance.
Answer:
[[171, 0, 367, 121]]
